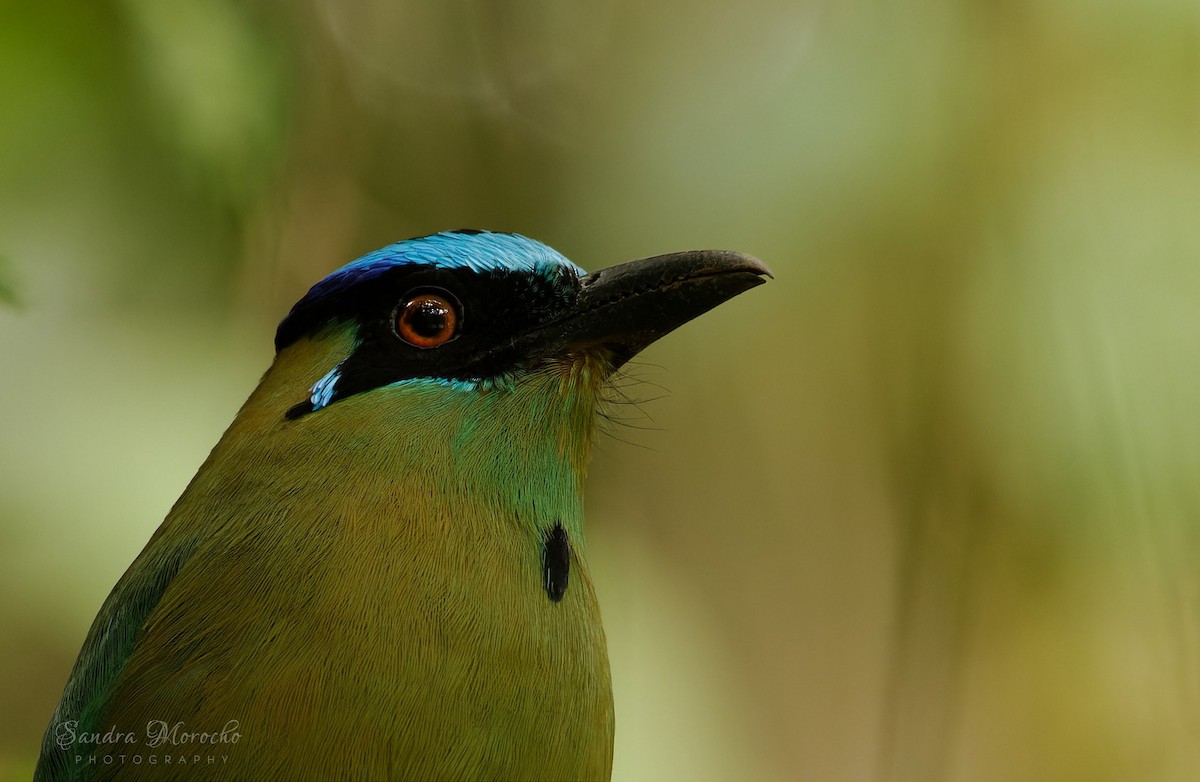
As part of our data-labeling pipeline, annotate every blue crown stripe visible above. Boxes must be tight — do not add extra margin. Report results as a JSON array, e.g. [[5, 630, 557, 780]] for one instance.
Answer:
[[276, 231, 584, 352]]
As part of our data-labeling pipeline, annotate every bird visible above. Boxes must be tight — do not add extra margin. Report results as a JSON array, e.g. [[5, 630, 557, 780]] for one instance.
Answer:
[[35, 229, 770, 782]]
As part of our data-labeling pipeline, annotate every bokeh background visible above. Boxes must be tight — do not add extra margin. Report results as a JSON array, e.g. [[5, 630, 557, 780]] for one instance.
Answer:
[[2, 2, 1198, 780]]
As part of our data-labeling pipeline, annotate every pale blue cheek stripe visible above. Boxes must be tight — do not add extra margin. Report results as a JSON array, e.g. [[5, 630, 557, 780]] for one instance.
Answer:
[[310, 370, 486, 410], [387, 375, 521, 394], [310, 363, 344, 411], [389, 377, 482, 393], [432, 378, 482, 392]]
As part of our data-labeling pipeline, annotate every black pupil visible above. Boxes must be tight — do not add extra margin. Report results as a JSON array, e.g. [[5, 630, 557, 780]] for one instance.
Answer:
[[408, 299, 449, 337]]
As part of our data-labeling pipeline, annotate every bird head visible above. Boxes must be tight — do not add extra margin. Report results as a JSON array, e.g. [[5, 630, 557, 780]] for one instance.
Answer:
[[227, 230, 768, 513], [275, 230, 768, 414], [29, 231, 767, 780]]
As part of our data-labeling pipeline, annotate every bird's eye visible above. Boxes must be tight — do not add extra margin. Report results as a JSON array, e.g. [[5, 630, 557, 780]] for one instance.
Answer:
[[394, 290, 460, 348]]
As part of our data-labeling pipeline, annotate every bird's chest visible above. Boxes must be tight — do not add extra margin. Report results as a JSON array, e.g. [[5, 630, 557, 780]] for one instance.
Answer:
[[230, 499, 614, 779]]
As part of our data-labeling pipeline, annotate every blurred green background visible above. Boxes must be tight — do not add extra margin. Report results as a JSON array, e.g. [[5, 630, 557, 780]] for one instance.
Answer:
[[2, 2, 1198, 780]]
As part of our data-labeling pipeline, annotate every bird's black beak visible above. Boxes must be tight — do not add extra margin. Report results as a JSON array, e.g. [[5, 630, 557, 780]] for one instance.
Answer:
[[521, 250, 773, 369]]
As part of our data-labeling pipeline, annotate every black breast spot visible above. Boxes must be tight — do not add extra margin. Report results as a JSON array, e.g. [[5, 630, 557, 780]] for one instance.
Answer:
[[542, 522, 570, 602]]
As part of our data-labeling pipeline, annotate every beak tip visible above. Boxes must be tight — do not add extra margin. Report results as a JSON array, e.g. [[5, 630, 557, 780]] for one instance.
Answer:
[[701, 250, 773, 282], [753, 259, 775, 280], [743, 254, 774, 281]]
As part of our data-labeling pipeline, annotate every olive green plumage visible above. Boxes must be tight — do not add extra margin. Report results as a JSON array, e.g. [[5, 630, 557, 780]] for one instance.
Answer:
[[35, 231, 768, 782], [41, 329, 613, 781]]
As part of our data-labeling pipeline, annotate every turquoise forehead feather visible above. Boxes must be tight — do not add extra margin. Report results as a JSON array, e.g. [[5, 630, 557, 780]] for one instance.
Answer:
[[336, 231, 583, 280], [275, 230, 585, 351]]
